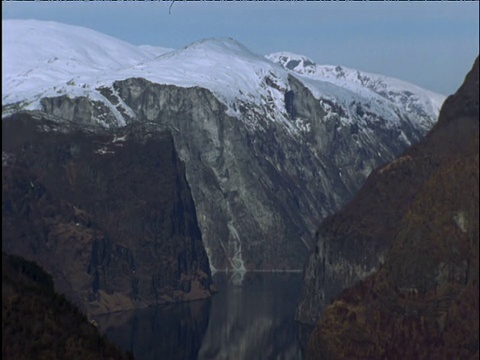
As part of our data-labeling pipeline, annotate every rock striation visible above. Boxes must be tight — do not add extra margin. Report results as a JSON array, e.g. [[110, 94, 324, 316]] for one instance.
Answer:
[[2, 112, 214, 315], [301, 57, 479, 358]]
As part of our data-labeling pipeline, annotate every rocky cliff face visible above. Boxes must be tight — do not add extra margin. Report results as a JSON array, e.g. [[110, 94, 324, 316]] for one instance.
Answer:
[[109, 78, 353, 271], [2, 112, 214, 315], [29, 75, 438, 271], [286, 75, 427, 193], [301, 57, 479, 358]]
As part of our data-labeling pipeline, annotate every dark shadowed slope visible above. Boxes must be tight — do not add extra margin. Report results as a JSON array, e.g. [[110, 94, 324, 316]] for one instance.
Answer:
[[305, 57, 479, 359], [2, 253, 134, 359], [2, 114, 214, 315]]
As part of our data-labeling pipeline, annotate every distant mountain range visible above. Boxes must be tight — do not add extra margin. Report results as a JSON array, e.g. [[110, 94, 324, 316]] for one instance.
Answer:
[[3, 19, 445, 272]]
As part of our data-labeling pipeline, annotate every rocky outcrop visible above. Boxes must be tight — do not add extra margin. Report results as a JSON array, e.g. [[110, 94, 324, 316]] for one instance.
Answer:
[[2, 112, 214, 315], [302, 57, 479, 358], [40, 95, 122, 127]]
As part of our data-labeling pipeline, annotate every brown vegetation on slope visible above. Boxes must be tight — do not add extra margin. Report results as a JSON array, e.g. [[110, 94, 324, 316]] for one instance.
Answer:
[[2, 253, 133, 360], [2, 115, 213, 315], [307, 57, 479, 359]]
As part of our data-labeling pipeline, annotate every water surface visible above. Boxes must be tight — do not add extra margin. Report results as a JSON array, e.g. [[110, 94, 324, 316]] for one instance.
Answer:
[[93, 272, 309, 359]]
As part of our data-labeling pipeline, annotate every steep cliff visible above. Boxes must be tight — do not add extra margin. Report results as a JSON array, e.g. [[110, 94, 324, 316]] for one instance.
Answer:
[[2, 112, 214, 315], [109, 78, 353, 270], [303, 57, 479, 358], [30, 75, 439, 271]]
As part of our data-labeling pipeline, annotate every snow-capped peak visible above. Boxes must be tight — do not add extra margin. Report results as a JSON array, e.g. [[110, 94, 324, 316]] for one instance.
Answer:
[[109, 36, 290, 117], [178, 37, 258, 57], [2, 19, 171, 113]]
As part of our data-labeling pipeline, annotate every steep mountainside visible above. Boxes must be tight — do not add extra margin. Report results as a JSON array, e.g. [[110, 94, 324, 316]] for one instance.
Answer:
[[2, 253, 134, 360], [302, 57, 479, 358], [3, 19, 445, 270], [2, 112, 214, 315]]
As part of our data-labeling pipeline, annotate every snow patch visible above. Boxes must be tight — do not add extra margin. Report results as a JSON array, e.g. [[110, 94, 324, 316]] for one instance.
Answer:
[[227, 223, 247, 272], [94, 147, 114, 155], [453, 212, 467, 233], [112, 134, 127, 143]]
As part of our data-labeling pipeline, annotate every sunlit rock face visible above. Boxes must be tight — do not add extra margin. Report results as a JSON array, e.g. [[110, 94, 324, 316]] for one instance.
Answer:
[[110, 79, 351, 271], [303, 57, 479, 359], [2, 112, 213, 315]]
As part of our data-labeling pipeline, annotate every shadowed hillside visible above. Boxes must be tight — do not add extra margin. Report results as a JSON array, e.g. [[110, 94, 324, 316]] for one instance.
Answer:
[[2, 115, 213, 315], [2, 253, 134, 360], [306, 57, 479, 359]]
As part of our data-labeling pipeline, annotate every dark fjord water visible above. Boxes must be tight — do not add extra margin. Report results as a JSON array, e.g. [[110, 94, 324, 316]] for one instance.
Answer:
[[93, 272, 311, 360]]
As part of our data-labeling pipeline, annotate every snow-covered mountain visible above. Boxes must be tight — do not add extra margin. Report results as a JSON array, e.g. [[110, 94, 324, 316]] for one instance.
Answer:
[[2, 19, 446, 271], [2, 20, 172, 119], [3, 19, 443, 132], [267, 52, 445, 132]]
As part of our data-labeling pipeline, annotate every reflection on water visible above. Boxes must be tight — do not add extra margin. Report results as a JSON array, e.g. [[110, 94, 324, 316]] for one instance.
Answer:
[[198, 272, 303, 360], [93, 272, 308, 360], [93, 298, 210, 359]]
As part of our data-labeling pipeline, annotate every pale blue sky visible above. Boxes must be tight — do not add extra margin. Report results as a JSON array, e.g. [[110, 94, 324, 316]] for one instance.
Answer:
[[2, 1, 479, 95]]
